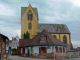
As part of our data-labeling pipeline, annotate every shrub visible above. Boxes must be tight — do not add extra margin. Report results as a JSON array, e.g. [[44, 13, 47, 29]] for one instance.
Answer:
[[11, 48, 17, 51]]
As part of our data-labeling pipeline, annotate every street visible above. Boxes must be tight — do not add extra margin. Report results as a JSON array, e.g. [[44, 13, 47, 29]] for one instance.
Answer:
[[9, 55, 51, 60], [9, 55, 80, 60]]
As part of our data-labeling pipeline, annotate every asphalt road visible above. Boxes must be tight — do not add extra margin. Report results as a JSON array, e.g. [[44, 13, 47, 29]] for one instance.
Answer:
[[9, 55, 51, 60], [62, 58, 80, 60], [9, 55, 80, 60]]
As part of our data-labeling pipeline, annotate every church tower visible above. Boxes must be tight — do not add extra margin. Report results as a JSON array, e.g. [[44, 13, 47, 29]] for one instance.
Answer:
[[21, 4, 38, 39]]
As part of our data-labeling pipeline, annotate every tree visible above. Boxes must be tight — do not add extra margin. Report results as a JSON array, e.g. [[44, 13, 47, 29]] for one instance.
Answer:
[[24, 31, 30, 39], [27, 31, 30, 39], [28, 33, 30, 39]]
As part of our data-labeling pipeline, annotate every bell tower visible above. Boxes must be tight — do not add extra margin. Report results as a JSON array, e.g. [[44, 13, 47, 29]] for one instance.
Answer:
[[21, 4, 38, 39]]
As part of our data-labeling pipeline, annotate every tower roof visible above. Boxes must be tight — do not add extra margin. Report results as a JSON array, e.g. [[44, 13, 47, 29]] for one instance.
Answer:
[[21, 7, 38, 19]]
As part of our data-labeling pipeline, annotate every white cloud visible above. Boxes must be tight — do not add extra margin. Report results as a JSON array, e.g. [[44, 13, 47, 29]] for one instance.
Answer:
[[72, 40, 80, 48], [0, 4, 16, 16], [70, 0, 80, 6], [0, 0, 80, 48], [15, 30, 21, 38], [44, 16, 62, 22], [0, 24, 21, 39]]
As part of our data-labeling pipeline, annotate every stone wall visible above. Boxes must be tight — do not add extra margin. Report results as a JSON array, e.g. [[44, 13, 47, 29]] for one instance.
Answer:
[[21, 53, 66, 59], [66, 44, 71, 50], [31, 53, 54, 58], [55, 53, 66, 59], [66, 51, 78, 58]]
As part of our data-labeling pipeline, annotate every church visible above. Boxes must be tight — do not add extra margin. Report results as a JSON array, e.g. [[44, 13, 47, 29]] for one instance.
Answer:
[[20, 4, 71, 59]]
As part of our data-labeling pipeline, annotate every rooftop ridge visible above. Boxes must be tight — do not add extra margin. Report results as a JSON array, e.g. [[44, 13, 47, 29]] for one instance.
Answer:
[[21, 7, 37, 8]]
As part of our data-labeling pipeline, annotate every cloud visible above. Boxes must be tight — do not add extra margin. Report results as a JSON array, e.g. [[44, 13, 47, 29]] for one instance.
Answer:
[[0, 0, 80, 48], [0, 24, 21, 39], [70, 0, 80, 7], [0, 4, 16, 16], [72, 40, 80, 48]]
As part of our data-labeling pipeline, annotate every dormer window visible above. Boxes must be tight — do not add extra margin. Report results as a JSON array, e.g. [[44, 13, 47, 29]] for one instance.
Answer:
[[40, 34, 47, 41], [27, 10, 33, 20]]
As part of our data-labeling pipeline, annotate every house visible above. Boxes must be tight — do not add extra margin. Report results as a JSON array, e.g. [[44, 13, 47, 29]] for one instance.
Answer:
[[0, 33, 9, 60], [21, 4, 71, 51], [11, 36, 19, 49], [20, 30, 66, 59], [15, 39, 30, 55], [6, 36, 19, 51]]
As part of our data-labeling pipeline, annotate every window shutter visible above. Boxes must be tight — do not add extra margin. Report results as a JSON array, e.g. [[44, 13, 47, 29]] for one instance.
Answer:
[[45, 47, 47, 53], [39, 47, 41, 53]]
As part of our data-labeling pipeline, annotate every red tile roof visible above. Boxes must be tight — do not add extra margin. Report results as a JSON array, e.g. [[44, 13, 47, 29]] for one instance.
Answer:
[[19, 39, 30, 47], [22, 30, 66, 47], [0, 33, 9, 40]]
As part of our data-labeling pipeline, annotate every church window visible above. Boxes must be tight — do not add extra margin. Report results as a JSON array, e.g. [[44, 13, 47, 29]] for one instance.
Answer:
[[27, 10, 33, 20], [28, 22, 32, 29], [63, 35, 67, 44]]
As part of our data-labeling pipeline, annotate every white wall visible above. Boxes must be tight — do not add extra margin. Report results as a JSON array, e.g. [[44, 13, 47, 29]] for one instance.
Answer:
[[47, 46, 52, 53], [6, 45, 8, 50], [25, 47, 27, 53], [6, 45, 9, 53], [33, 46, 52, 53], [34, 46, 39, 53], [7, 36, 19, 49]]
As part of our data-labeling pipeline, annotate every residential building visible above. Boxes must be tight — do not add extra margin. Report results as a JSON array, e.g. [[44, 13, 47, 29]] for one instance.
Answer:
[[20, 30, 66, 59], [0, 33, 9, 60], [6, 36, 19, 52]]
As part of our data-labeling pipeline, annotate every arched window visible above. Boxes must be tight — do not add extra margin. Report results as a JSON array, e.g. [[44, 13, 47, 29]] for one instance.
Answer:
[[63, 35, 67, 44], [27, 10, 33, 20], [28, 22, 32, 29]]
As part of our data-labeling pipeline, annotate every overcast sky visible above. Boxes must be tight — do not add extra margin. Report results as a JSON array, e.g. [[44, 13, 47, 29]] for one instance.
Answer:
[[0, 0, 80, 48]]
